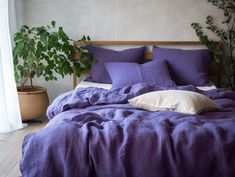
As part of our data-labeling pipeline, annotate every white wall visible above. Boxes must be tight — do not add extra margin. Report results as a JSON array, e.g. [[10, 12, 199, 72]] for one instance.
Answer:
[[16, 0, 223, 102]]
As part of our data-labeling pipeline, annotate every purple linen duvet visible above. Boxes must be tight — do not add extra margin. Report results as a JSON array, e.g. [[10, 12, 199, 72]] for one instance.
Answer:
[[20, 83, 235, 177]]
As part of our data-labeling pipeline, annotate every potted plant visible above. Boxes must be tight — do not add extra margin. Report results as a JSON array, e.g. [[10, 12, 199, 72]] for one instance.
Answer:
[[13, 21, 93, 120], [191, 0, 235, 90]]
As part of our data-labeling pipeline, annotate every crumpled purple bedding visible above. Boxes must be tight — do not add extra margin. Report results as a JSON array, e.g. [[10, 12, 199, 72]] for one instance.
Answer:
[[20, 83, 235, 177]]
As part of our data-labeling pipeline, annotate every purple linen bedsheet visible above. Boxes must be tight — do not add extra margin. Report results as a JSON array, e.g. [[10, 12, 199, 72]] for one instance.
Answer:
[[20, 83, 235, 177]]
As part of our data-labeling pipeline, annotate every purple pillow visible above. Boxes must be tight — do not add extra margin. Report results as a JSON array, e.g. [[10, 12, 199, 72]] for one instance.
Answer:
[[152, 47, 212, 86], [105, 60, 176, 89], [86, 46, 145, 83]]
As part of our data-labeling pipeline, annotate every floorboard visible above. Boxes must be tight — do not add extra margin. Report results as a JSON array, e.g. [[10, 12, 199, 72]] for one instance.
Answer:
[[0, 121, 47, 177]]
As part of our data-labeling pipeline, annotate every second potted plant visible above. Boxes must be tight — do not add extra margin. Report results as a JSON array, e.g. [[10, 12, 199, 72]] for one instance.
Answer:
[[191, 0, 235, 90]]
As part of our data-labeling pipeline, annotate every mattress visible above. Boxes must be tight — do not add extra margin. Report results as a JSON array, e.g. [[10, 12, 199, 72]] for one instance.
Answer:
[[76, 80, 217, 91]]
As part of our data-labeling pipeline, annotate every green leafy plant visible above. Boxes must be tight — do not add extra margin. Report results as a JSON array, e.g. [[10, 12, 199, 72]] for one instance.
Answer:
[[13, 20, 93, 91], [191, 0, 235, 90]]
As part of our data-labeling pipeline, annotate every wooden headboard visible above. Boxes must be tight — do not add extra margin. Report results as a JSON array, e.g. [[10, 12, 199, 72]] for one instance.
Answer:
[[73, 40, 220, 89]]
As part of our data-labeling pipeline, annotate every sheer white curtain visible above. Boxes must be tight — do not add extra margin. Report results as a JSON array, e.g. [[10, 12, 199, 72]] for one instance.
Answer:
[[0, 0, 24, 133]]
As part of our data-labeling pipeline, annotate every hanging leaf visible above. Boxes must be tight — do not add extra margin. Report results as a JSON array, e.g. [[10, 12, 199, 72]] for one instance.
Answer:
[[51, 20, 56, 28]]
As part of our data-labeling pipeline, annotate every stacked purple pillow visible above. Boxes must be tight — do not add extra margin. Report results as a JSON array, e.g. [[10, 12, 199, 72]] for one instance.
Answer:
[[105, 60, 176, 89], [152, 47, 212, 86], [86, 45, 212, 89], [86, 46, 145, 84]]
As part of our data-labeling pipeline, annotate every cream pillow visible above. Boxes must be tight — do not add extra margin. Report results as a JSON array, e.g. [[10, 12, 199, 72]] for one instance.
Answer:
[[128, 90, 221, 114]]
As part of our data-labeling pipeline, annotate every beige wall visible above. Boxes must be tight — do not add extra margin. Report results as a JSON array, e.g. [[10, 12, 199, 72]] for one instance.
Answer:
[[16, 0, 223, 101]]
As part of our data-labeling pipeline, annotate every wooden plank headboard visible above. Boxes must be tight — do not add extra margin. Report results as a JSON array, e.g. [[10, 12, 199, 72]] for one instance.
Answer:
[[73, 40, 220, 89]]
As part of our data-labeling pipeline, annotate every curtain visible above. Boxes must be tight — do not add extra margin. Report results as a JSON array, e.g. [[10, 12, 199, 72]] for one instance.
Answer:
[[0, 0, 24, 133]]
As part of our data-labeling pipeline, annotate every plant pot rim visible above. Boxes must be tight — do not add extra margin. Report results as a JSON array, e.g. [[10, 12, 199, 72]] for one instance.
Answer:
[[17, 86, 47, 95]]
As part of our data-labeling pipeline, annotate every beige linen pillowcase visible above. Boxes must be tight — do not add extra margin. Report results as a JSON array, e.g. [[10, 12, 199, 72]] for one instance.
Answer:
[[128, 90, 221, 114]]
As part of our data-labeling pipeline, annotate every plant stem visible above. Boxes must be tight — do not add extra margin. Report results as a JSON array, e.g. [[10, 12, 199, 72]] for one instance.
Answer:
[[223, 64, 233, 89], [230, 15, 235, 32], [29, 75, 34, 91], [20, 71, 32, 91], [229, 17, 235, 90]]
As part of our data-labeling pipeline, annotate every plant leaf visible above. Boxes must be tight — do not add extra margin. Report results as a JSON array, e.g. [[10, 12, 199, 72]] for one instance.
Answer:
[[51, 20, 56, 28]]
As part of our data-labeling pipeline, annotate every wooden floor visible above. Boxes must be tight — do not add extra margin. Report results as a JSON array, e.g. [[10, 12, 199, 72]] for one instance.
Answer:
[[0, 121, 47, 177]]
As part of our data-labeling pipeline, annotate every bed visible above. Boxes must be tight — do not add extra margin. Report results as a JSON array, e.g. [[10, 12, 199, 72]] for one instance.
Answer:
[[20, 41, 235, 177]]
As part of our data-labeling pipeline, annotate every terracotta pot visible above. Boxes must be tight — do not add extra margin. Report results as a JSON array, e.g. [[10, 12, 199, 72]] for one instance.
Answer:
[[17, 86, 49, 120]]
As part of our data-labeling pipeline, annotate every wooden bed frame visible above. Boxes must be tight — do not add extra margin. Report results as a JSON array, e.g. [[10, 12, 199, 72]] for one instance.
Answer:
[[73, 40, 221, 89]]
